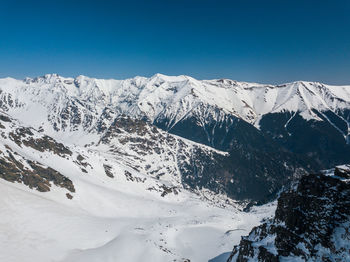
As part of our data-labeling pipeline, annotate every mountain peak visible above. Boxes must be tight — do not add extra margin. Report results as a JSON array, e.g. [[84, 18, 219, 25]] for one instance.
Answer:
[[149, 73, 191, 83]]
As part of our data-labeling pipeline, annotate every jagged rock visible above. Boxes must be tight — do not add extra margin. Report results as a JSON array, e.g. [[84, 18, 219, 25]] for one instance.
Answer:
[[160, 184, 179, 197], [0, 116, 75, 194], [227, 167, 350, 262], [103, 164, 114, 178], [0, 150, 75, 193], [334, 165, 350, 179], [9, 127, 72, 157]]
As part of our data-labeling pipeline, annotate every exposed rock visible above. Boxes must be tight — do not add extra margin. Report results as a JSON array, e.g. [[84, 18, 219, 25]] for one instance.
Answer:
[[74, 154, 92, 169], [0, 114, 11, 122], [9, 127, 72, 157], [0, 149, 75, 193], [227, 166, 350, 262], [103, 164, 114, 178], [77, 154, 85, 162], [160, 184, 179, 197], [124, 170, 146, 183], [334, 165, 350, 179]]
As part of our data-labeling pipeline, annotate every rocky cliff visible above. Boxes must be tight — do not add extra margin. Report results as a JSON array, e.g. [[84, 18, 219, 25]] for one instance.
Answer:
[[227, 165, 350, 262]]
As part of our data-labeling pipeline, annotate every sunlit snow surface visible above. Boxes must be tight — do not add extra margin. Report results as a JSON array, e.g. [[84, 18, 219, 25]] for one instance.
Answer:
[[0, 173, 275, 262]]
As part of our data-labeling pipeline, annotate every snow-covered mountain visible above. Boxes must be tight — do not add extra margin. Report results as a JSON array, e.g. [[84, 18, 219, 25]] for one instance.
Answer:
[[1, 73, 350, 143], [0, 105, 275, 262], [1, 73, 350, 199], [0, 73, 350, 261]]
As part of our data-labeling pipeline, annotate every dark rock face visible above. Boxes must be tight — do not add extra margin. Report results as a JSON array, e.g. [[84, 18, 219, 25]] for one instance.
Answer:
[[0, 148, 75, 194], [260, 111, 350, 168], [0, 113, 75, 195], [155, 112, 317, 202], [227, 167, 350, 262], [184, 127, 313, 202], [334, 165, 350, 179], [154, 106, 241, 151], [155, 108, 271, 152], [155, 109, 350, 202], [103, 164, 114, 178], [218, 132, 313, 202], [8, 126, 72, 157]]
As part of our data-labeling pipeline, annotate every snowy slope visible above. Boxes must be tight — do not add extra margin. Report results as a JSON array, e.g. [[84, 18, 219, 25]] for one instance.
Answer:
[[0, 178, 276, 262], [0, 111, 275, 262]]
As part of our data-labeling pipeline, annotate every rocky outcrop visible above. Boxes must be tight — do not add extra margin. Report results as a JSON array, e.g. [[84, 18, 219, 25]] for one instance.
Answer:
[[0, 113, 75, 198], [227, 166, 350, 262], [0, 147, 75, 195]]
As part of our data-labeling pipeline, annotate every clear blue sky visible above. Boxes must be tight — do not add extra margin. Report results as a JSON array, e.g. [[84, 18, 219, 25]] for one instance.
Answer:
[[0, 0, 349, 84]]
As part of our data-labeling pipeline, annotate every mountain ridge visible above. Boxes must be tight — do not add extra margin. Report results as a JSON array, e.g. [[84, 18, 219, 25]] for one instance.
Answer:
[[1, 74, 349, 137]]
